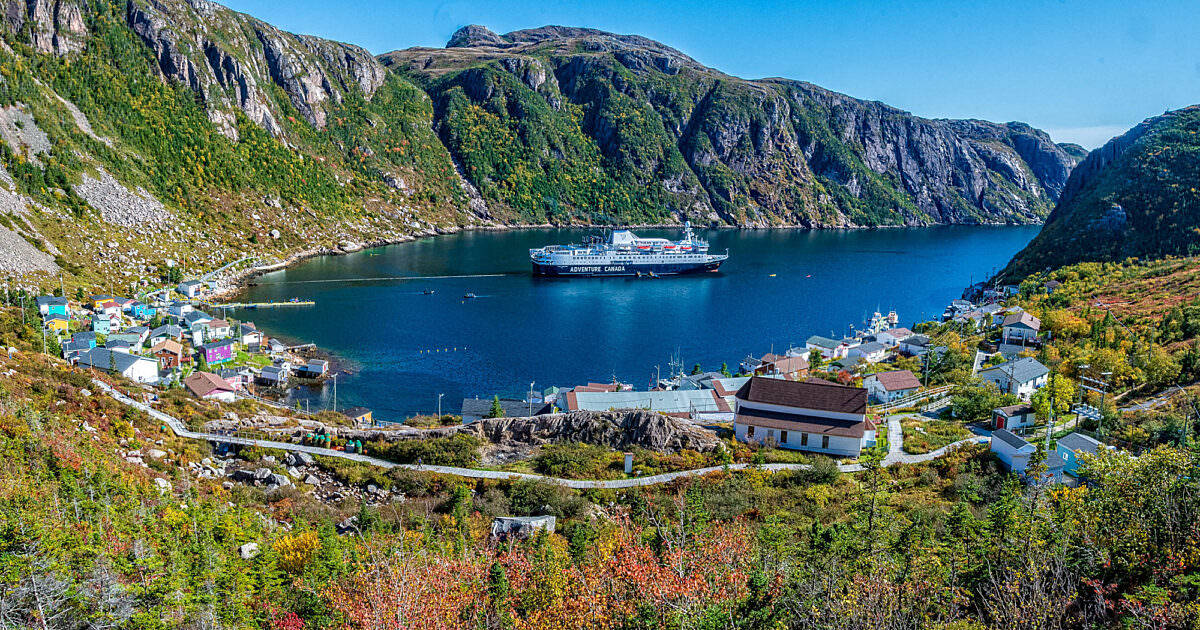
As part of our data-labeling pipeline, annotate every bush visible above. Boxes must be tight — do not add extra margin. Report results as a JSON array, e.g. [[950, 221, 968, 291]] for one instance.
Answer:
[[532, 442, 611, 477], [504, 479, 587, 519], [373, 434, 481, 467]]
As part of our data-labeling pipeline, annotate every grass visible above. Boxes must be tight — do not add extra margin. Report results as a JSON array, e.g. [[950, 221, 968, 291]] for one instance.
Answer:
[[902, 416, 972, 454]]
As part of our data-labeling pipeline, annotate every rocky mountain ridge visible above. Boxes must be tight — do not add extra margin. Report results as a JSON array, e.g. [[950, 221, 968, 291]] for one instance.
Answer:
[[383, 24, 1079, 227], [1001, 105, 1200, 278]]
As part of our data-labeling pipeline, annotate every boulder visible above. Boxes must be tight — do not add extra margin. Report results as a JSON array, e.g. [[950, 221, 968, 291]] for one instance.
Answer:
[[238, 542, 260, 559]]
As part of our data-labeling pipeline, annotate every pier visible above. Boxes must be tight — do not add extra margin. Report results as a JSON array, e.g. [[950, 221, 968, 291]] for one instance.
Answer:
[[206, 300, 316, 309]]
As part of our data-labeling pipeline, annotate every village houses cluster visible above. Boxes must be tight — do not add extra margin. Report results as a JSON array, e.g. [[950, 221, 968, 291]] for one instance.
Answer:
[[35, 281, 331, 407]]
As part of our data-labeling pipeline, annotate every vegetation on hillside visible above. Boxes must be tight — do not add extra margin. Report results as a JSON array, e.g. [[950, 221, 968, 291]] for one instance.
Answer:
[[1004, 105, 1200, 278]]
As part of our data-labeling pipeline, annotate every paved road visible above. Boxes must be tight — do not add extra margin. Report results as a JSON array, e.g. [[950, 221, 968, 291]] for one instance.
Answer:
[[96, 380, 990, 489], [1121, 386, 1183, 412]]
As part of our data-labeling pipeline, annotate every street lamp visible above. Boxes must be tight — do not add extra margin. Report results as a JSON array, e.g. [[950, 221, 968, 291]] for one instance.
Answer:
[[437, 393, 444, 420], [528, 381, 535, 417]]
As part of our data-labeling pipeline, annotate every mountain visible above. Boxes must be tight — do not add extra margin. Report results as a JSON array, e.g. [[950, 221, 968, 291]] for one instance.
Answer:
[[1001, 105, 1200, 279], [0, 0, 473, 285], [0, 4, 1078, 288], [381, 24, 1079, 227]]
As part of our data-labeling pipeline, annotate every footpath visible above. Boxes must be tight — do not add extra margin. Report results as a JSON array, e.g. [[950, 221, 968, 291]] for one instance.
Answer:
[[95, 380, 990, 489]]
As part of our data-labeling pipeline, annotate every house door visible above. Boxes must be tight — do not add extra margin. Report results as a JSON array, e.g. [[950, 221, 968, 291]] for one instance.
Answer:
[[995, 414, 1005, 430]]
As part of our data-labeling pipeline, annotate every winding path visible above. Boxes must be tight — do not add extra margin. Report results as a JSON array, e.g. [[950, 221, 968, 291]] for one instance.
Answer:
[[95, 380, 989, 489]]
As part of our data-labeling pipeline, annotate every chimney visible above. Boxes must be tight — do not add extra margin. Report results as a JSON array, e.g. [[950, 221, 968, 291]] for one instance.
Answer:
[[624, 452, 634, 474]]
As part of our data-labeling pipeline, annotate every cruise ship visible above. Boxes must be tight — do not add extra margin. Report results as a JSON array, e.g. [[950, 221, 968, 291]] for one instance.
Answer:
[[530, 222, 729, 277]]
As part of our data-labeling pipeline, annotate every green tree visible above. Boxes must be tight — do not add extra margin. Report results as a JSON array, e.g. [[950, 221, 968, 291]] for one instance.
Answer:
[[720, 362, 732, 377], [488, 395, 504, 419], [1031, 373, 1077, 421], [691, 363, 703, 375]]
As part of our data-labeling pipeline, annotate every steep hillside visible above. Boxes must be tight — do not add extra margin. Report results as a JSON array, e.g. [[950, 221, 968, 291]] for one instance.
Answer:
[[0, 0, 474, 289], [382, 25, 1079, 227], [1002, 106, 1200, 279]]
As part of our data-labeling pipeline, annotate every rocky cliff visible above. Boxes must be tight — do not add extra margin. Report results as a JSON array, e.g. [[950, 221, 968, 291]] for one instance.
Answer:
[[383, 24, 1079, 227], [1001, 106, 1200, 278]]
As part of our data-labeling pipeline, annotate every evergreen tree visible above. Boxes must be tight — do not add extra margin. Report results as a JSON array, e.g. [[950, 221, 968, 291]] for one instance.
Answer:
[[488, 395, 504, 418]]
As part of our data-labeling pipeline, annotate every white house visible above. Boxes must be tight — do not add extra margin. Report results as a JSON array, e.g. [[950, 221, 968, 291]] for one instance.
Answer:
[[863, 369, 921, 404], [1002, 311, 1041, 344], [991, 429, 1064, 482], [806, 335, 850, 359], [177, 280, 204, 298], [992, 403, 1036, 431], [184, 371, 237, 403], [874, 327, 913, 347], [733, 376, 874, 457], [76, 348, 159, 384], [898, 334, 931, 356], [978, 357, 1050, 400], [849, 341, 889, 364]]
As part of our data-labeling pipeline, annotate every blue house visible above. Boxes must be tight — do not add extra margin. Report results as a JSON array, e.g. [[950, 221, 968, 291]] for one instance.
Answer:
[[92, 314, 119, 335], [36, 296, 69, 317], [128, 302, 157, 319], [72, 331, 98, 349], [1056, 432, 1108, 476]]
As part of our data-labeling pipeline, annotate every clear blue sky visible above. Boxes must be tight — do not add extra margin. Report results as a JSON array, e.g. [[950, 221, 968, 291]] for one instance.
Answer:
[[222, 0, 1200, 149]]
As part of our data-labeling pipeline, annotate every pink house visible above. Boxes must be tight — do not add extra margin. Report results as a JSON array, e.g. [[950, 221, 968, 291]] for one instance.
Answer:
[[199, 339, 235, 365]]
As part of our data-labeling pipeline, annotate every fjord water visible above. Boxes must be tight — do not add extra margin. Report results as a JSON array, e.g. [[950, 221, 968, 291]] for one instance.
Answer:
[[234, 226, 1038, 421]]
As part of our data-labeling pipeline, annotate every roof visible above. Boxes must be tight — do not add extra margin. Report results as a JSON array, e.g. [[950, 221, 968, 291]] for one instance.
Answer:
[[199, 339, 235, 350], [901, 334, 930, 347], [763, 356, 809, 374], [869, 369, 921, 392], [1002, 311, 1041, 330], [992, 429, 1033, 451], [979, 357, 1050, 384], [734, 405, 869, 438], [183, 311, 212, 325], [36, 296, 68, 306], [994, 403, 1035, 417], [44, 313, 69, 322], [709, 376, 753, 397], [565, 389, 727, 414], [178, 280, 203, 288], [461, 398, 550, 419], [184, 372, 236, 398], [206, 318, 230, 328], [734, 376, 867, 415], [342, 406, 372, 419], [806, 335, 841, 349], [151, 339, 183, 355], [77, 348, 156, 374], [882, 327, 913, 338], [148, 324, 183, 339], [1058, 432, 1103, 455], [854, 341, 887, 355]]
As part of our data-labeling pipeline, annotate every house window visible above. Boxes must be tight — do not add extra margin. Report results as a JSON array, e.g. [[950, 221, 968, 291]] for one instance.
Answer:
[[800, 433, 808, 447], [767, 429, 776, 442], [780, 430, 788, 444], [747, 425, 755, 438], [821, 435, 830, 450]]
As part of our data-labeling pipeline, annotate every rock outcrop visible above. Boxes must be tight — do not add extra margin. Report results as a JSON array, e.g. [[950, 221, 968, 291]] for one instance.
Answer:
[[1, 0, 88, 56], [460, 410, 721, 453], [126, 0, 386, 138]]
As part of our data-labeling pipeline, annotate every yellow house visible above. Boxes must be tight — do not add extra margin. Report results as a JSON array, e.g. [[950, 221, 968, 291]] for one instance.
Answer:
[[45, 314, 71, 333]]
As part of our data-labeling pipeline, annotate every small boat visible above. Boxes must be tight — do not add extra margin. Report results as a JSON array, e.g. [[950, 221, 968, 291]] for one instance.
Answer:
[[769, 274, 777, 277], [463, 292, 477, 299], [423, 289, 435, 295]]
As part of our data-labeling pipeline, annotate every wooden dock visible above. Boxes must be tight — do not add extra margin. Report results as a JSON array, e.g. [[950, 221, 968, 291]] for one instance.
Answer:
[[207, 300, 315, 309]]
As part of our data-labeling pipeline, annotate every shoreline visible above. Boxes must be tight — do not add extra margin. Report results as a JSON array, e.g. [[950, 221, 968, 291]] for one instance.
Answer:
[[209, 220, 1043, 301]]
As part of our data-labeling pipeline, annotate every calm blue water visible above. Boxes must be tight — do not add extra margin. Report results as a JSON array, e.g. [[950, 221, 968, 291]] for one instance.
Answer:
[[232, 226, 1037, 421]]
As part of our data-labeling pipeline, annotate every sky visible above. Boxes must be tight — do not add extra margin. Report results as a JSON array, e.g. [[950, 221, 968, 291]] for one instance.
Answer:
[[221, 0, 1200, 149]]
